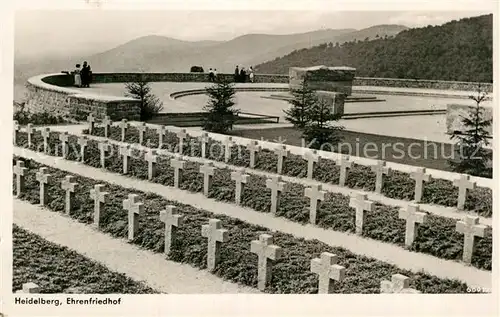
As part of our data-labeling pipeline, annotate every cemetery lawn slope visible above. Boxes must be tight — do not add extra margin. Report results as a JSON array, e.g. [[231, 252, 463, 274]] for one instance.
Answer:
[[13, 225, 158, 294]]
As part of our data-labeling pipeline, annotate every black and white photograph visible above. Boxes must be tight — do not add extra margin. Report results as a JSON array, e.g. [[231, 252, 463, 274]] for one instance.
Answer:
[[1, 0, 498, 316]]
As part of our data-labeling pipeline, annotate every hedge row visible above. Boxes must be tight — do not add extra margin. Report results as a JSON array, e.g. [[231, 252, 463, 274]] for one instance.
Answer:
[[83, 125, 492, 216], [15, 131, 493, 270], [13, 157, 471, 293], [13, 225, 158, 294]]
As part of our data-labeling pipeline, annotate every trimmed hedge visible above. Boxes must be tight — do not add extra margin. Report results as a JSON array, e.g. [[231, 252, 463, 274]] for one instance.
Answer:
[[15, 130, 493, 270], [13, 157, 472, 293], [13, 225, 158, 294], [83, 125, 493, 216]]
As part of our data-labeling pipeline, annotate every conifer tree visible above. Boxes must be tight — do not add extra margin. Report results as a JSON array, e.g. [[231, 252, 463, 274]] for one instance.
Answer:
[[203, 79, 239, 133], [448, 85, 492, 177], [302, 98, 344, 150], [284, 78, 316, 129], [125, 75, 163, 121]]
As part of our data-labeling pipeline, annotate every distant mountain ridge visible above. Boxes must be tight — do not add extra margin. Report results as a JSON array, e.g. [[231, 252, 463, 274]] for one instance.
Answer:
[[255, 15, 493, 82]]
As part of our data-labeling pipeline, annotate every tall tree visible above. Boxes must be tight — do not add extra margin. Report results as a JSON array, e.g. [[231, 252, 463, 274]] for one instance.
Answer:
[[125, 76, 163, 121], [448, 85, 492, 177], [203, 79, 239, 133], [284, 79, 317, 129], [302, 98, 344, 150]]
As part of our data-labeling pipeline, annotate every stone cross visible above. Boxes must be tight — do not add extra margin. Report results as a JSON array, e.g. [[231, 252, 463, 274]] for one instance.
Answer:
[[303, 149, 320, 180], [156, 125, 166, 148], [87, 113, 96, 134], [199, 162, 215, 196], [250, 234, 282, 291], [247, 140, 261, 168], [35, 167, 52, 206], [456, 215, 487, 264], [410, 167, 431, 202], [265, 176, 286, 215], [310, 252, 346, 294], [14, 160, 27, 197], [119, 119, 129, 142], [137, 122, 147, 145], [98, 142, 111, 168], [336, 155, 353, 187], [453, 174, 476, 210], [102, 116, 112, 138], [274, 145, 289, 174], [61, 175, 78, 215], [176, 129, 187, 155], [201, 219, 229, 271], [77, 136, 88, 162], [398, 204, 427, 247], [349, 193, 374, 235], [90, 184, 108, 228], [305, 184, 326, 225], [160, 205, 183, 256], [371, 160, 391, 194], [119, 145, 132, 174], [380, 274, 421, 294], [144, 149, 158, 180], [170, 156, 186, 188], [16, 282, 40, 294], [41, 128, 51, 154], [199, 132, 210, 158], [26, 123, 36, 148], [230, 169, 249, 205], [223, 137, 234, 163], [13, 120, 20, 144], [58, 132, 70, 158], [123, 194, 144, 241]]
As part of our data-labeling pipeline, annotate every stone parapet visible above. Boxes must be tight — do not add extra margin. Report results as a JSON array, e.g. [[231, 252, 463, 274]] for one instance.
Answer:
[[354, 77, 493, 93]]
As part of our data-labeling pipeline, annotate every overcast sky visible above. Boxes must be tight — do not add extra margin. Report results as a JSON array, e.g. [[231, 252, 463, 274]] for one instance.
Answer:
[[14, 10, 492, 59]]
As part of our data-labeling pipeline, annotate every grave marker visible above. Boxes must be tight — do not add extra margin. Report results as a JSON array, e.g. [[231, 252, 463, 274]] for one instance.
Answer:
[[170, 156, 186, 188], [410, 167, 431, 202], [380, 274, 421, 294], [199, 132, 210, 158], [13, 120, 20, 144], [41, 128, 51, 154], [98, 142, 111, 168], [61, 175, 78, 215], [16, 282, 40, 294], [35, 167, 52, 206], [201, 219, 229, 271], [371, 160, 391, 194], [310, 252, 346, 294], [90, 184, 108, 228], [87, 113, 96, 134], [303, 149, 320, 179], [456, 215, 487, 264], [265, 176, 286, 215], [336, 155, 353, 187], [144, 149, 158, 180], [157, 125, 166, 148], [14, 160, 27, 197], [77, 136, 88, 162], [230, 169, 249, 205], [119, 145, 132, 174], [177, 129, 187, 155], [250, 234, 282, 290], [59, 132, 69, 158], [305, 184, 326, 225], [160, 205, 183, 256], [200, 162, 215, 196], [119, 119, 129, 142], [223, 137, 234, 163], [26, 124, 36, 148], [137, 122, 147, 145], [274, 145, 289, 174], [349, 193, 374, 235], [123, 194, 144, 241], [247, 140, 261, 168], [453, 174, 476, 210], [398, 204, 427, 247], [103, 116, 112, 138]]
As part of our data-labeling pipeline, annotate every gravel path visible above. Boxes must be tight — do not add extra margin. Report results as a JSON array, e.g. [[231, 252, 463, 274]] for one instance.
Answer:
[[13, 199, 260, 294], [14, 147, 492, 289]]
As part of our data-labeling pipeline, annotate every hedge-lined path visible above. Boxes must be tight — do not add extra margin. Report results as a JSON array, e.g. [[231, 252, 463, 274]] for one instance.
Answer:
[[13, 199, 260, 294], [35, 125, 492, 226], [15, 147, 492, 289]]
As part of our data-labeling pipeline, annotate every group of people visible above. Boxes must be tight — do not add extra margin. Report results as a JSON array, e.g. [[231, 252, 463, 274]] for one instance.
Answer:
[[234, 65, 255, 83], [73, 61, 92, 87], [207, 68, 218, 81]]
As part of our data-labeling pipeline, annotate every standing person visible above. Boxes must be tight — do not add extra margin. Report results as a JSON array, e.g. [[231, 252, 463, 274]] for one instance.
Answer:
[[208, 68, 214, 82], [81, 61, 90, 87], [87, 64, 92, 86], [213, 68, 218, 81], [240, 67, 246, 83], [234, 65, 239, 82], [249, 66, 255, 83], [73, 64, 82, 87]]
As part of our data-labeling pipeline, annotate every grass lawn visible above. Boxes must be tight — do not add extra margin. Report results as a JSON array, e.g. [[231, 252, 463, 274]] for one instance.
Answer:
[[230, 127, 462, 172]]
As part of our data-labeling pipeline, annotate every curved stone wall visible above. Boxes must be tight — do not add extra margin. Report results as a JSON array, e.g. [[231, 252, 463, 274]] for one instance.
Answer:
[[352, 77, 493, 93]]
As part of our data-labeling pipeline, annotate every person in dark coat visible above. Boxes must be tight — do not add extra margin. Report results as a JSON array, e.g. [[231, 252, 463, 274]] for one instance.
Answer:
[[240, 67, 246, 83], [234, 66, 239, 82], [81, 61, 91, 87]]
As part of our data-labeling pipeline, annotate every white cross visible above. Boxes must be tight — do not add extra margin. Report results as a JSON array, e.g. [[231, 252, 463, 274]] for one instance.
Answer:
[[41, 128, 51, 154], [223, 137, 234, 163], [61, 175, 78, 215], [265, 176, 285, 215], [380, 274, 421, 294], [123, 194, 144, 241], [160, 205, 183, 256], [137, 122, 147, 145], [303, 149, 320, 180], [349, 193, 374, 235], [170, 156, 186, 188], [144, 149, 158, 180], [87, 113, 96, 134], [199, 132, 210, 158], [157, 125, 166, 148], [230, 169, 249, 205], [35, 167, 52, 206], [250, 234, 282, 291], [26, 123, 36, 148], [305, 184, 326, 225], [14, 160, 27, 197], [98, 142, 111, 168], [77, 136, 88, 162], [274, 145, 289, 174], [453, 174, 476, 210], [177, 129, 187, 155], [90, 184, 108, 228], [398, 204, 427, 247], [410, 167, 431, 202], [119, 119, 129, 142], [336, 155, 353, 187], [310, 252, 346, 294], [102, 116, 112, 138], [119, 145, 132, 174], [58, 132, 69, 158], [201, 219, 229, 271], [371, 160, 391, 194], [199, 163, 215, 196], [456, 215, 487, 264], [13, 120, 20, 144]]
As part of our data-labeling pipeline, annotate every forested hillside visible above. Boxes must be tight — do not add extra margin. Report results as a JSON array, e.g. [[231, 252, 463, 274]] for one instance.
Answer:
[[255, 14, 493, 82]]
